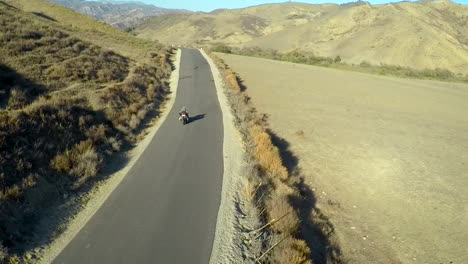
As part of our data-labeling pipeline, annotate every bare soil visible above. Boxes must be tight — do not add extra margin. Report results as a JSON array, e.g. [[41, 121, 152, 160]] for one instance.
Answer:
[[217, 53, 468, 264]]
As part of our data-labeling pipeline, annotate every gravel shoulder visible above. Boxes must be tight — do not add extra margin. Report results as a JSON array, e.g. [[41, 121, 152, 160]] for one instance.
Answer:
[[201, 49, 246, 264]]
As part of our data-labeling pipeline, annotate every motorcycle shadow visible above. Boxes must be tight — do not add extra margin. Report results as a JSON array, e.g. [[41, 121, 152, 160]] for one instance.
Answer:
[[188, 113, 206, 124]]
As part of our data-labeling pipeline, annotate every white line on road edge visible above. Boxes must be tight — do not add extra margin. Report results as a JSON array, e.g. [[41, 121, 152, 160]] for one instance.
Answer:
[[40, 49, 182, 264], [201, 50, 245, 264]]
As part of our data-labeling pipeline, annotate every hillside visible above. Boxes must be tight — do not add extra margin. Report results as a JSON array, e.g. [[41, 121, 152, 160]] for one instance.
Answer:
[[5, 0, 169, 61], [48, 0, 189, 29], [136, 0, 468, 73], [0, 0, 172, 261]]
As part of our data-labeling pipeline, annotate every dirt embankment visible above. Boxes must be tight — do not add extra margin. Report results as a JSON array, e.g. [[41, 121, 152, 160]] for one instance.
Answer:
[[217, 53, 468, 264]]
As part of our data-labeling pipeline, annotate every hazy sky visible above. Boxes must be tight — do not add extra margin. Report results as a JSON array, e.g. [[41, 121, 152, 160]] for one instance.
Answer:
[[108, 0, 468, 12]]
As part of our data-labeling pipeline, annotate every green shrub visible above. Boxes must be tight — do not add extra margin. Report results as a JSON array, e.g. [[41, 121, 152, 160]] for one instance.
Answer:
[[360, 60, 371, 67], [211, 43, 232, 54], [334, 55, 341, 63]]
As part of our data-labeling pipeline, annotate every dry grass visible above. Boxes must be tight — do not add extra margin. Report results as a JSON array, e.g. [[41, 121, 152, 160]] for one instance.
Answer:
[[0, 243, 6, 262], [0, 6, 131, 104], [241, 177, 259, 202], [50, 139, 103, 189], [266, 187, 298, 234], [224, 70, 241, 91], [0, 2, 172, 261], [250, 124, 288, 180], [268, 236, 312, 264], [209, 52, 313, 263], [4, 0, 166, 63], [212, 45, 468, 83]]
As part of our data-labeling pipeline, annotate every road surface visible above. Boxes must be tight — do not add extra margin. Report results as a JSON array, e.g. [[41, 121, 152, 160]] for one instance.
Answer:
[[54, 49, 224, 263]]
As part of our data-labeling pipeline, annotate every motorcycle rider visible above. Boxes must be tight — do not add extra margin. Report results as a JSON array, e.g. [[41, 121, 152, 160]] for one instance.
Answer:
[[179, 106, 189, 120]]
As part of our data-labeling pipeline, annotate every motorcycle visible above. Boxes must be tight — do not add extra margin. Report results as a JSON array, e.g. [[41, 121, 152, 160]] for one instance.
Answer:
[[179, 113, 189, 125]]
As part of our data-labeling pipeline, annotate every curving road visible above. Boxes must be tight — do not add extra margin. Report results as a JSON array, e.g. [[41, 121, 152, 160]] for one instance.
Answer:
[[53, 49, 224, 264]]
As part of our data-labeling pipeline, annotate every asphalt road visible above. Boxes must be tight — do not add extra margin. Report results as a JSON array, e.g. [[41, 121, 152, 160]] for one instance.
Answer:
[[53, 49, 224, 264]]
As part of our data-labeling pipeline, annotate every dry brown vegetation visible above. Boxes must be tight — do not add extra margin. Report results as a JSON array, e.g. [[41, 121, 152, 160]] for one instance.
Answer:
[[136, 0, 468, 74], [4, 0, 169, 64], [212, 45, 468, 83], [209, 52, 331, 264], [0, 2, 172, 262]]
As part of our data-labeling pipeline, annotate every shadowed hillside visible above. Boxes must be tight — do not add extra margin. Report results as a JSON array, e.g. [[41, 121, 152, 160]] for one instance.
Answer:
[[0, 1, 172, 262], [136, 0, 468, 73]]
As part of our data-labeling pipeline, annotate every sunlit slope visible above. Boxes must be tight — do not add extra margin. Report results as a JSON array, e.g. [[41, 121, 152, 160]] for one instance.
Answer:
[[137, 2, 339, 45], [247, 0, 468, 73], [136, 0, 468, 73], [6, 0, 166, 61]]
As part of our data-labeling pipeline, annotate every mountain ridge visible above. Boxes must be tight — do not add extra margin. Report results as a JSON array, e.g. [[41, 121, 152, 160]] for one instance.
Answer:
[[48, 0, 190, 28], [135, 0, 468, 73]]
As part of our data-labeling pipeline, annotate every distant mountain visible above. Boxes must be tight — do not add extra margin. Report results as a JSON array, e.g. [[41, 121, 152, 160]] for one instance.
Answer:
[[135, 0, 468, 73], [48, 0, 190, 28]]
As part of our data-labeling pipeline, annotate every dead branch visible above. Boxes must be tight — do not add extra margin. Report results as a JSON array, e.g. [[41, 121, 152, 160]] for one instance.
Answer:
[[249, 211, 291, 235], [255, 234, 288, 262]]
